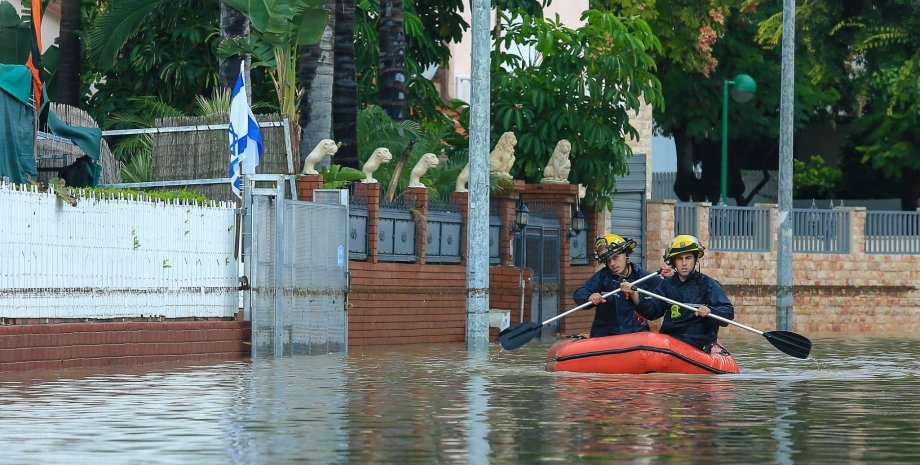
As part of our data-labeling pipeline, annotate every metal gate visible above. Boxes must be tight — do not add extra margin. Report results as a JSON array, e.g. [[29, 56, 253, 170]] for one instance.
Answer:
[[514, 209, 560, 336], [611, 154, 647, 263], [245, 180, 349, 356]]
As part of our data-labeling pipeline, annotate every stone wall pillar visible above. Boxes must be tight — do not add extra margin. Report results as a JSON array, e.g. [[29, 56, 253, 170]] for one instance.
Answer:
[[645, 200, 676, 270]]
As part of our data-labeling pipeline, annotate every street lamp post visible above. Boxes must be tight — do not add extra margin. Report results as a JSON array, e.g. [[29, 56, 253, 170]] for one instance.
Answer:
[[514, 200, 529, 324], [720, 73, 757, 204]]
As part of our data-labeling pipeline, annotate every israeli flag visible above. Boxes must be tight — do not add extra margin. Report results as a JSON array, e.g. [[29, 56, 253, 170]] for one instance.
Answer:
[[228, 62, 263, 198]]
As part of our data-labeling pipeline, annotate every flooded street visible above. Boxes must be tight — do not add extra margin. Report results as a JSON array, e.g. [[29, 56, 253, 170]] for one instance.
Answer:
[[2, 335, 919, 464]]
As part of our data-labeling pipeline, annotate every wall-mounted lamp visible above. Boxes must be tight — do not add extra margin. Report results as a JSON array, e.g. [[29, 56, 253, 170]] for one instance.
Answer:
[[514, 200, 529, 231], [569, 208, 586, 237], [514, 199, 530, 323]]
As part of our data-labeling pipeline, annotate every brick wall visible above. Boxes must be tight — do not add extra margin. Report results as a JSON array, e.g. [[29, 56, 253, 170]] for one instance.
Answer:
[[0, 319, 250, 371], [645, 201, 920, 336], [343, 182, 601, 345]]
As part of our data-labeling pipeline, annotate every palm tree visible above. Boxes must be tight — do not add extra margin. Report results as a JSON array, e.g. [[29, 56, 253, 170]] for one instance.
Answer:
[[56, 0, 81, 106], [298, 0, 336, 165], [377, 0, 406, 122], [332, 0, 358, 168], [219, 2, 248, 90]]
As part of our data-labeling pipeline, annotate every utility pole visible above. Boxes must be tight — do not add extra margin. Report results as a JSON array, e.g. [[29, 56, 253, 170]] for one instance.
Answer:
[[776, 0, 795, 331], [466, 0, 491, 350]]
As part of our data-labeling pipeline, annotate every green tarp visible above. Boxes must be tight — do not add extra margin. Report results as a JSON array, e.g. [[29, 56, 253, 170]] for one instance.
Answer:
[[40, 97, 102, 186], [0, 63, 37, 183], [0, 63, 103, 186]]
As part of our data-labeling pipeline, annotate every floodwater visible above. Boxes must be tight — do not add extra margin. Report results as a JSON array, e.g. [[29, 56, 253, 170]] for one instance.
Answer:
[[2, 335, 920, 465]]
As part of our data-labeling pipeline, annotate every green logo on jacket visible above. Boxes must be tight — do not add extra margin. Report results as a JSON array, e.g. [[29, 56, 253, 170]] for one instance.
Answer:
[[670, 304, 681, 318]]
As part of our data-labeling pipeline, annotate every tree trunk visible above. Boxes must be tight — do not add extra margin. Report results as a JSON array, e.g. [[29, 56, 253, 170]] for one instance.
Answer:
[[333, 0, 359, 168], [298, 0, 336, 168], [377, 0, 406, 122], [219, 3, 248, 90], [56, 0, 81, 106]]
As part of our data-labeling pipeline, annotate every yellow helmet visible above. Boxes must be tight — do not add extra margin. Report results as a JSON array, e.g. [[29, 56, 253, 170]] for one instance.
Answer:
[[594, 233, 637, 263], [663, 234, 705, 262]]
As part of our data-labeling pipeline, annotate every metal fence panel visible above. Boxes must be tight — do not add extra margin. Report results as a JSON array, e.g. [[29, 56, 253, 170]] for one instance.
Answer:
[[675, 203, 698, 238], [426, 210, 463, 263], [793, 208, 850, 254], [348, 206, 369, 260], [489, 216, 501, 265], [570, 227, 589, 265], [249, 195, 348, 356], [865, 211, 920, 254], [378, 208, 417, 262], [709, 205, 771, 252]]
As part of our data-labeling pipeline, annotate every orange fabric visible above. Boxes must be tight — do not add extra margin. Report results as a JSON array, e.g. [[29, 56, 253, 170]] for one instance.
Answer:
[[25, 0, 42, 108]]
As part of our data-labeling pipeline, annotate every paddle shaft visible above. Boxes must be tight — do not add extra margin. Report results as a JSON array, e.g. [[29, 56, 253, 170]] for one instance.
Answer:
[[539, 271, 661, 327], [631, 287, 764, 336]]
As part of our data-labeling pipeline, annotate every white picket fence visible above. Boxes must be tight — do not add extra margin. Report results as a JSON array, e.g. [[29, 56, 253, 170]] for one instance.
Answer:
[[0, 182, 239, 319]]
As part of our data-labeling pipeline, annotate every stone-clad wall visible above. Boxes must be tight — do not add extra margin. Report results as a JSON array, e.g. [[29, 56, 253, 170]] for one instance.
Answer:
[[645, 200, 920, 336]]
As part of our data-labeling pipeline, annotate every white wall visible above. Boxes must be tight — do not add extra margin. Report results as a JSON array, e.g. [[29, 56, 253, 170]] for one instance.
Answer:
[[0, 183, 239, 319]]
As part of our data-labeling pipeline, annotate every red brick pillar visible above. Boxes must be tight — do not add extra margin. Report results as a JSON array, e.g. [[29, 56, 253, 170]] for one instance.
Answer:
[[405, 187, 429, 264], [295, 174, 323, 201], [354, 182, 380, 264], [450, 191, 469, 265]]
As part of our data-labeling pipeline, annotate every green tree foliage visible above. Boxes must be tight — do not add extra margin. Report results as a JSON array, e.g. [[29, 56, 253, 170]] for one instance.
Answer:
[[217, 0, 329, 124], [602, 0, 837, 204], [758, 0, 920, 209], [355, 0, 468, 122], [486, 8, 662, 209], [793, 155, 841, 199], [82, 0, 224, 125]]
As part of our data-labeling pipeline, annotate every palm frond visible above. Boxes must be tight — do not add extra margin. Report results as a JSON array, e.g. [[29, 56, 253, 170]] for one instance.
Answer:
[[86, 0, 180, 69]]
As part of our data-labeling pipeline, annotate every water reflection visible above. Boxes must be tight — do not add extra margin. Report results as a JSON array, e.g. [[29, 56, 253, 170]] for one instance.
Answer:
[[1, 336, 919, 464]]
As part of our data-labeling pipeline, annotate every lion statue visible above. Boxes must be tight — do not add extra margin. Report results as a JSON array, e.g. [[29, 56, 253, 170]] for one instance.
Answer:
[[540, 139, 572, 184], [409, 153, 440, 188], [361, 147, 393, 183], [300, 139, 339, 175], [489, 131, 517, 179], [454, 162, 470, 193]]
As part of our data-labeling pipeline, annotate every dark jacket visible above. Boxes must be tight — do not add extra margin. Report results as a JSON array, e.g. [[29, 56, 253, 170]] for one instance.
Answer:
[[573, 263, 655, 337], [635, 271, 734, 351]]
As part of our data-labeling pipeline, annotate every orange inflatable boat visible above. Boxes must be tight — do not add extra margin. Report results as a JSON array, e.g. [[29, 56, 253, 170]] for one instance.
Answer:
[[545, 332, 740, 375]]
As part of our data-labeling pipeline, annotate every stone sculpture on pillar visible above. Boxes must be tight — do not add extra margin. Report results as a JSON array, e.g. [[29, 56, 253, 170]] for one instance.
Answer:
[[300, 139, 339, 175], [488, 131, 517, 180], [361, 147, 393, 183], [408, 153, 440, 188], [540, 139, 572, 184], [455, 162, 470, 193]]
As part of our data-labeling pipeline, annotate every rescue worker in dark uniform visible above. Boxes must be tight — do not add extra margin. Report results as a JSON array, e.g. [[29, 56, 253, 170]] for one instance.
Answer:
[[573, 234, 667, 338], [620, 234, 734, 352]]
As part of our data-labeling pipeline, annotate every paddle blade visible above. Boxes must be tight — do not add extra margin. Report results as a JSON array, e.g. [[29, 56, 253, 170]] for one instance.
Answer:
[[763, 330, 812, 359], [498, 322, 544, 350]]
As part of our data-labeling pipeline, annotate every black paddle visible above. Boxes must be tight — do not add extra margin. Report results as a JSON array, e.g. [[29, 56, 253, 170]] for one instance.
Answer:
[[630, 287, 812, 359], [497, 271, 661, 350]]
